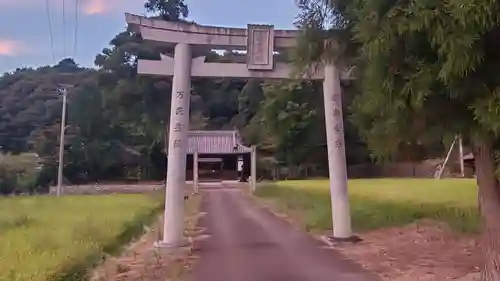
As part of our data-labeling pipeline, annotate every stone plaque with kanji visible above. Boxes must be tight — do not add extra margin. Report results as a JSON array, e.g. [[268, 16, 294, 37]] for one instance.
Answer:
[[247, 24, 274, 71]]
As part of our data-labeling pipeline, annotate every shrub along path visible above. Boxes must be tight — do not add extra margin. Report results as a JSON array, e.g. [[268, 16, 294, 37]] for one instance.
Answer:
[[188, 187, 380, 281]]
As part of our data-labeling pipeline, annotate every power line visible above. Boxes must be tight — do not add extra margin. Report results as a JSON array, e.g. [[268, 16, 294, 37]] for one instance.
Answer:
[[73, 0, 80, 56], [45, 0, 56, 62], [62, 0, 66, 58]]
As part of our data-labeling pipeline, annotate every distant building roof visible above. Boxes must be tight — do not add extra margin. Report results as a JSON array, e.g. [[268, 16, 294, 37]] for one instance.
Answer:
[[187, 130, 252, 154]]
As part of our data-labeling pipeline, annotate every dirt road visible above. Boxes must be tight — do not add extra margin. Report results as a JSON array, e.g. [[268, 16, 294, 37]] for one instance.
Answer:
[[189, 187, 380, 281]]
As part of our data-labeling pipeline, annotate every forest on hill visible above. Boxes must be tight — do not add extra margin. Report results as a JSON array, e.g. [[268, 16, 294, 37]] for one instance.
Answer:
[[0, 0, 443, 192]]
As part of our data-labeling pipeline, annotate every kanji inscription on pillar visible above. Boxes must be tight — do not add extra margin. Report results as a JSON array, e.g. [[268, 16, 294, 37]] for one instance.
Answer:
[[330, 89, 344, 150], [176, 91, 184, 99], [173, 139, 181, 148], [332, 107, 341, 117], [175, 107, 184, 116], [335, 139, 343, 148], [331, 93, 341, 105], [333, 124, 341, 133], [247, 24, 274, 70], [173, 122, 184, 132]]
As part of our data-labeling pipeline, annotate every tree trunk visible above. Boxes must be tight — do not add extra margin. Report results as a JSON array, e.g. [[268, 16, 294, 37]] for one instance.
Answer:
[[474, 138, 500, 281]]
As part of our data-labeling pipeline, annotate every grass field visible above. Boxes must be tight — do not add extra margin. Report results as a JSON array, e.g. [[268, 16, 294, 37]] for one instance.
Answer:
[[0, 194, 163, 281], [256, 179, 480, 233]]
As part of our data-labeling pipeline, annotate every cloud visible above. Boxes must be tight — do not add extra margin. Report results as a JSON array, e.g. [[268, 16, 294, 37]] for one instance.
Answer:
[[0, 0, 109, 15], [82, 0, 107, 15], [0, 0, 143, 16], [0, 0, 138, 15], [82, 0, 139, 15], [0, 40, 24, 56]]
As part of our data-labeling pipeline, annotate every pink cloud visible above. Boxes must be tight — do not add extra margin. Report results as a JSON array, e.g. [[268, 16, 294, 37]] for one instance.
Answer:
[[0, 0, 140, 15], [82, 0, 107, 15], [82, 0, 139, 15], [0, 40, 24, 56]]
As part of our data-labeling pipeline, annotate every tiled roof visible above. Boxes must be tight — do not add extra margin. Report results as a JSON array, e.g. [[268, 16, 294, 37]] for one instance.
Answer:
[[187, 130, 252, 154]]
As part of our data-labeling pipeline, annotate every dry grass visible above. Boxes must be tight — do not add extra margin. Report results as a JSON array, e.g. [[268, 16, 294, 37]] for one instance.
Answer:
[[90, 194, 203, 281], [336, 221, 481, 280]]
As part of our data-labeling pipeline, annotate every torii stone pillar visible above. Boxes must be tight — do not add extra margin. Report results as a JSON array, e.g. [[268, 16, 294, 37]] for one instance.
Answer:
[[161, 43, 192, 247], [250, 145, 257, 193], [125, 13, 355, 246], [323, 63, 352, 238]]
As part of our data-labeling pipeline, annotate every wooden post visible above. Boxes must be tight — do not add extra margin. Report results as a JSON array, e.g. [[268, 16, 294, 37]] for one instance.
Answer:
[[436, 137, 457, 179], [458, 135, 465, 177]]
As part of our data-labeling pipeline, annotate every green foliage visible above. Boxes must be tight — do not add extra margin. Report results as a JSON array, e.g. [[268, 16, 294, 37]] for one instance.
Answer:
[[0, 153, 41, 194], [294, 0, 500, 163], [261, 81, 323, 167], [236, 80, 264, 127], [0, 64, 92, 153], [145, 0, 189, 20], [0, 166, 16, 195]]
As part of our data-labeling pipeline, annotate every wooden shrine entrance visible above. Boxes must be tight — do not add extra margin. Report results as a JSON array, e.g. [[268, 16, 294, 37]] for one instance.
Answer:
[[185, 130, 255, 186]]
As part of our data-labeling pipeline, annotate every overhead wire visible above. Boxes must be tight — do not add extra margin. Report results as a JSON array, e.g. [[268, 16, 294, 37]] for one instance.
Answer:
[[45, 0, 56, 62], [45, 0, 81, 63], [62, 0, 66, 58], [72, 0, 80, 57]]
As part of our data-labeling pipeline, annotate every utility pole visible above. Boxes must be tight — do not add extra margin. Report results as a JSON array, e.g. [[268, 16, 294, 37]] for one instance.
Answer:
[[56, 84, 71, 196]]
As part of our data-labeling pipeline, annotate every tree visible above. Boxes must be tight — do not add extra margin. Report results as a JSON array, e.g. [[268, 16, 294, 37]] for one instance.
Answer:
[[260, 81, 325, 177], [94, 0, 192, 178], [295, 0, 500, 279], [238, 80, 265, 123], [145, 0, 189, 21]]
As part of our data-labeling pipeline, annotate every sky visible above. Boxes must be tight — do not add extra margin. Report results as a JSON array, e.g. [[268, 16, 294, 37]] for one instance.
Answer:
[[0, 0, 299, 73]]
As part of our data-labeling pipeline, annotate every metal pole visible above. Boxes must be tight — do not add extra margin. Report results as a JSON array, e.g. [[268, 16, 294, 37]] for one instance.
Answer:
[[57, 88, 67, 197]]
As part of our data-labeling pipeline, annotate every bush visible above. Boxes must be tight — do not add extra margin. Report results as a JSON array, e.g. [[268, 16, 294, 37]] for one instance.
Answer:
[[0, 165, 17, 194], [0, 153, 42, 195]]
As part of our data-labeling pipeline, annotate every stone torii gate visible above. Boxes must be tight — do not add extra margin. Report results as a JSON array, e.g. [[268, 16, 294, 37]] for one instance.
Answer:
[[125, 13, 354, 248]]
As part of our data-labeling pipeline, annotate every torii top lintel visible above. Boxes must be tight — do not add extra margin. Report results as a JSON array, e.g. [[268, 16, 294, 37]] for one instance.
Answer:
[[125, 13, 299, 51], [124, 13, 353, 80]]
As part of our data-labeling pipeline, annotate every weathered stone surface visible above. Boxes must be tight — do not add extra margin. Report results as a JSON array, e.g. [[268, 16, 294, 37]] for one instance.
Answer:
[[246, 24, 274, 70]]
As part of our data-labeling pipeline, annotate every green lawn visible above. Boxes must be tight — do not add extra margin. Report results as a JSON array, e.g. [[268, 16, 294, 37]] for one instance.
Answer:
[[0, 194, 163, 281], [256, 179, 480, 233]]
